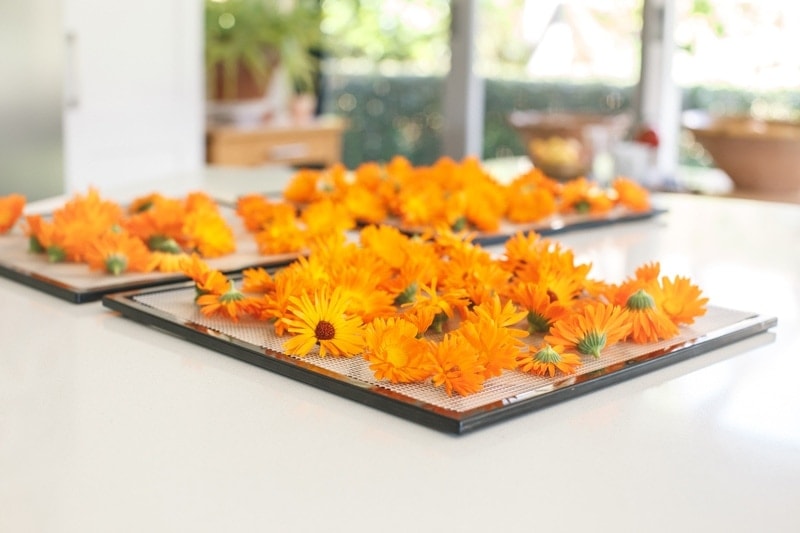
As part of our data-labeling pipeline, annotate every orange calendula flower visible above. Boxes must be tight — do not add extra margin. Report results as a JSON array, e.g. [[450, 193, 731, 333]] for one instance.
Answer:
[[0, 193, 26, 234], [183, 209, 236, 258], [283, 168, 323, 204], [545, 303, 631, 358], [363, 317, 433, 383], [506, 281, 570, 333], [258, 267, 307, 336], [151, 251, 190, 273], [560, 177, 614, 214], [429, 332, 486, 397], [403, 278, 470, 333], [517, 343, 581, 377], [301, 197, 355, 238], [84, 231, 155, 275], [240, 267, 275, 294], [254, 219, 307, 255], [457, 308, 525, 379], [341, 184, 388, 225], [613, 177, 651, 212], [283, 287, 365, 358], [196, 280, 256, 322], [624, 288, 679, 343], [657, 275, 708, 326], [505, 185, 557, 223], [179, 253, 213, 282]]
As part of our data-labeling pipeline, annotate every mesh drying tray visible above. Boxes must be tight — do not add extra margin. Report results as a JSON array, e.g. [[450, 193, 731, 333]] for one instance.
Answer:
[[103, 280, 776, 434]]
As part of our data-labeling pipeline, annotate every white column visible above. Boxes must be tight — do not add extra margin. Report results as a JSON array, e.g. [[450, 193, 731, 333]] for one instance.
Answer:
[[442, 0, 484, 160], [635, 0, 680, 186]]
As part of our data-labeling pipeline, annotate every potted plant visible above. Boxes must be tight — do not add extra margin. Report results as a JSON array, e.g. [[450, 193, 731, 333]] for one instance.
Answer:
[[204, 0, 322, 123]]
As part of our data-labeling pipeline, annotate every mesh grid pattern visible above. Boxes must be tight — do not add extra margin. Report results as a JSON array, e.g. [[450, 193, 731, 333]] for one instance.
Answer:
[[135, 287, 753, 413]]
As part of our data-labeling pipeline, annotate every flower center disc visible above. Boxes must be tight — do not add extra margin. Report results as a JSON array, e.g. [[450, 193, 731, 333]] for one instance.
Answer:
[[315, 320, 336, 340]]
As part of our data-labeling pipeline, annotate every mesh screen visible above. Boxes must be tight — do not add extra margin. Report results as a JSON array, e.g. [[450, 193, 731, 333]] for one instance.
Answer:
[[134, 287, 753, 413]]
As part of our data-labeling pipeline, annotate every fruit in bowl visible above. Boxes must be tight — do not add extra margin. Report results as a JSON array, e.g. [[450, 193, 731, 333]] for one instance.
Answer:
[[682, 109, 800, 192], [528, 136, 584, 179], [508, 110, 631, 181]]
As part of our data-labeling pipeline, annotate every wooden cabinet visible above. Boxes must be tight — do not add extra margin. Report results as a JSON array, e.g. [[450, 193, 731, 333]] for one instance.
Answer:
[[206, 118, 345, 168]]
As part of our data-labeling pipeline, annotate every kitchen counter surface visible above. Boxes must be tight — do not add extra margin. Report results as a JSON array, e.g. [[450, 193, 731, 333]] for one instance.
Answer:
[[2, 166, 798, 532]]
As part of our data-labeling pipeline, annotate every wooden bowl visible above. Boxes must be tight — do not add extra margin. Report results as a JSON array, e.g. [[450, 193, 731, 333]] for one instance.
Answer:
[[508, 110, 631, 181], [683, 110, 800, 192]]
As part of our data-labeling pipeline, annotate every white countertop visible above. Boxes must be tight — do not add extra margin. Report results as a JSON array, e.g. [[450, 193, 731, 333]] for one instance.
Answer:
[[2, 166, 799, 532]]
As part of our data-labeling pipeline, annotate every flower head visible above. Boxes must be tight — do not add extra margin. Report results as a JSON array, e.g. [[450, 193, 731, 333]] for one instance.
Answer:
[[363, 317, 433, 383], [196, 280, 257, 322], [613, 178, 651, 212], [657, 275, 708, 326], [283, 287, 365, 357], [545, 303, 631, 358], [624, 288, 679, 343], [84, 231, 155, 275], [0, 194, 26, 234], [429, 332, 486, 397], [517, 343, 581, 377]]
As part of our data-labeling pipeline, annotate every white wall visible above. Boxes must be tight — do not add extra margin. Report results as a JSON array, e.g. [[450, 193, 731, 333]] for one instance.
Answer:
[[62, 0, 205, 194]]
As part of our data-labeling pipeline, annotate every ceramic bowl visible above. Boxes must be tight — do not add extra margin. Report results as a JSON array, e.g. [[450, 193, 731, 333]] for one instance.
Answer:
[[683, 109, 800, 192], [508, 110, 631, 181]]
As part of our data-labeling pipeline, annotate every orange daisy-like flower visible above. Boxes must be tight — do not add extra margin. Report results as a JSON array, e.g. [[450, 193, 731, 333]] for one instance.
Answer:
[[657, 275, 708, 326], [25, 215, 69, 262], [236, 194, 297, 232], [0, 193, 26, 234], [123, 195, 185, 246], [625, 288, 679, 343], [403, 278, 470, 333], [505, 185, 557, 223], [464, 180, 506, 232], [283, 287, 365, 358], [182, 209, 236, 258], [301, 197, 355, 238], [341, 184, 388, 225], [240, 267, 275, 294], [254, 218, 307, 255], [560, 177, 614, 214], [363, 317, 433, 383], [151, 251, 190, 273], [332, 266, 398, 323], [444, 252, 512, 307], [258, 267, 307, 336], [613, 177, 651, 212], [545, 303, 631, 358], [179, 253, 213, 283], [429, 332, 486, 397], [84, 231, 155, 275], [517, 343, 581, 377], [196, 280, 257, 322], [505, 281, 570, 333], [501, 230, 544, 274], [192, 269, 231, 299], [457, 302, 526, 379], [283, 168, 323, 204], [359, 224, 414, 270], [55, 188, 123, 231]]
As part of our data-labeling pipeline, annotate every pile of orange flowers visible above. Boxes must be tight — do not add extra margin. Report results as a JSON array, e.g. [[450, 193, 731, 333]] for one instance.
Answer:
[[24, 189, 236, 275], [0, 193, 26, 234], [182, 226, 707, 397], [232, 156, 651, 257], [276, 155, 651, 234]]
